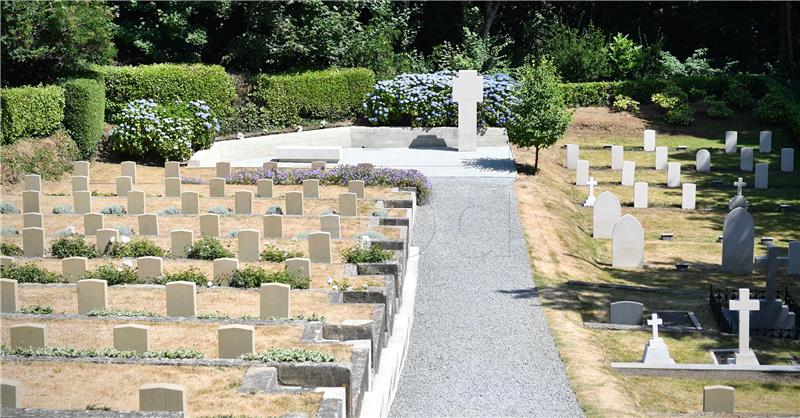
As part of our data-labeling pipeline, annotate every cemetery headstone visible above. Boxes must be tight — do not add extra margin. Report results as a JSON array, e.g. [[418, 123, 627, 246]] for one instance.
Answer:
[[256, 179, 273, 198], [95, 228, 119, 252], [0, 278, 18, 313], [84, 213, 104, 235], [722, 207, 754, 274], [754, 162, 768, 189], [22, 227, 44, 257], [261, 283, 290, 319], [213, 258, 238, 280], [781, 148, 795, 172], [23, 213, 42, 228], [348, 180, 365, 199], [165, 161, 181, 178], [285, 191, 303, 215], [641, 313, 675, 364], [575, 160, 589, 185], [666, 162, 681, 188], [139, 383, 187, 413], [199, 214, 220, 237], [209, 177, 226, 198], [181, 191, 199, 215], [339, 192, 358, 217], [138, 214, 159, 236], [216, 162, 231, 178], [128, 190, 146, 215], [311, 161, 326, 171], [320, 214, 341, 239], [611, 145, 624, 170], [654, 146, 668, 170], [759, 130, 772, 153], [74, 191, 92, 214], [71, 176, 89, 193], [788, 241, 799, 275], [565, 144, 579, 169], [729, 288, 760, 365], [681, 183, 696, 210], [121, 161, 137, 183], [62, 257, 88, 283], [263, 214, 283, 239], [452, 69, 483, 152], [77, 279, 108, 314], [238, 229, 261, 261], [695, 149, 711, 172], [285, 258, 311, 280], [302, 179, 320, 199], [740, 147, 754, 172], [0, 379, 21, 409], [10, 324, 47, 348], [612, 214, 644, 269], [593, 191, 621, 239], [609, 301, 643, 325], [73, 161, 90, 178], [583, 177, 598, 207], [621, 161, 635, 186], [24, 174, 41, 191], [114, 324, 150, 354], [634, 182, 648, 209], [235, 190, 253, 215], [704, 385, 734, 414], [116, 176, 133, 197], [137, 256, 163, 281], [170, 229, 193, 258], [724, 131, 737, 153], [643, 129, 656, 152], [164, 177, 181, 197], [166, 281, 196, 317], [308, 231, 332, 263], [218, 325, 255, 359], [262, 161, 278, 171], [22, 190, 40, 213]]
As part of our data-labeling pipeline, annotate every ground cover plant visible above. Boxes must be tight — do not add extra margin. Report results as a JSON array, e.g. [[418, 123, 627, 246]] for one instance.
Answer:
[[340, 242, 394, 264]]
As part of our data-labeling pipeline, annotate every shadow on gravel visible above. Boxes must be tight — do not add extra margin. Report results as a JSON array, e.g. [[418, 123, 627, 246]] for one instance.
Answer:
[[497, 287, 540, 299]]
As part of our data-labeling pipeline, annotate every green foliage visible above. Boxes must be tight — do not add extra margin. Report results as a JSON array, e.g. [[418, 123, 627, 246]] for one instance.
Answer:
[[252, 68, 375, 126], [100, 205, 126, 215], [292, 313, 326, 322], [158, 268, 208, 287], [723, 78, 755, 108], [430, 27, 510, 73], [664, 104, 695, 126], [260, 244, 304, 263], [227, 266, 310, 289], [197, 311, 230, 320], [559, 82, 619, 107], [52, 204, 73, 215], [265, 206, 283, 215], [100, 64, 236, 120], [0, 85, 65, 144], [84, 264, 138, 286], [0, 131, 78, 184], [187, 235, 234, 260], [538, 21, 609, 82], [341, 243, 394, 264], [611, 95, 640, 112], [0, 263, 64, 284], [607, 34, 644, 80], [658, 48, 723, 78], [756, 81, 800, 138], [50, 235, 98, 259], [87, 308, 157, 317], [0, 242, 23, 256], [506, 59, 572, 173], [0, 203, 20, 214], [701, 97, 733, 119], [0, 345, 203, 359], [60, 78, 105, 159], [0, 1, 115, 86], [241, 348, 335, 363], [114, 238, 165, 258], [141, 348, 204, 359], [20, 305, 54, 315]]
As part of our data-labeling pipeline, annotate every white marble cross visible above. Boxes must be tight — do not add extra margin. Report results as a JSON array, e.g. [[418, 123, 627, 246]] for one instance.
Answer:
[[734, 177, 747, 196], [729, 288, 759, 360], [647, 313, 663, 339], [583, 177, 598, 207], [452, 70, 484, 152]]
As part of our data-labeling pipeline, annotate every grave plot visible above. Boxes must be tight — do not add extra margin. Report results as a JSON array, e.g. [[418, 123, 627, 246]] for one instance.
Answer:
[[514, 108, 800, 415], [0, 160, 418, 417]]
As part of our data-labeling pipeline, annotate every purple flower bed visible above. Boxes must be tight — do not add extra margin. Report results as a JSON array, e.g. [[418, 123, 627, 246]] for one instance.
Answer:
[[227, 165, 432, 204]]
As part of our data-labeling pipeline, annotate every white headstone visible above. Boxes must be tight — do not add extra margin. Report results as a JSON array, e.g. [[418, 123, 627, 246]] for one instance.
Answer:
[[24, 174, 41, 191], [575, 160, 589, 186], [729, 288, 760, 365], [754, 163, 768, 189], [655, 146, 668, 170], [722, 207, 754, 274], [724, 131, 737, 154], [611, 214, 644, 269], [781, 148, 795, 172], [583, 177, 598, 207], [121, 161, 137, 183], [452, 70, 484, 152], [788, 241, 800, 276], [320, 214, 341, 239], [740, 147, 753, 172], [759, 130, 772, 153], [611, 146, 624, 171], [643, 130, 656, 152], [681, 183, 696, 210], [593, 191, 621, 239], [621, 161, 635, 186], [566, 144, 579, 169], [695, 149, 711, 172], [666, 162, 681, 188], [633, 182, 648, 209]]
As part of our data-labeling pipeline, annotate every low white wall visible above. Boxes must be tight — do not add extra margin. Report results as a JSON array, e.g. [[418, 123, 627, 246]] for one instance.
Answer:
[[350, 126, 507, 148]]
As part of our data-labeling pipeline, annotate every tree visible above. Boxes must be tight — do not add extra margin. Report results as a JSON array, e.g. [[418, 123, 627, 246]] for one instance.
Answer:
[[506, 59, 572, 174], [1, 0, 116, 86]]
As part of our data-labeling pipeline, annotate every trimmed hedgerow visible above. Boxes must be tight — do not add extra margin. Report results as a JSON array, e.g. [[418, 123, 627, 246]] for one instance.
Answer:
[[252, 68, 375, 126], [0, 85, 65, 144], [100, 64, 236, 120], [61, 78, 105, 159], [0, 131, 80, 184], [227, 266, 310, 289]]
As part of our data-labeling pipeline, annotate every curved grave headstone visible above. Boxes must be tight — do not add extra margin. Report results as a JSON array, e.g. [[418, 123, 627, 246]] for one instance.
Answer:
[[722, 207, 754, 274], [592, 191, 621, 239]]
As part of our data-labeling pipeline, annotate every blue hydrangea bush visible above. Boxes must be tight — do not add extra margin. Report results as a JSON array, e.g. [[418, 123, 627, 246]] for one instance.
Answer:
[[108, 99, 220, 162], [363, 71, 517, 128]]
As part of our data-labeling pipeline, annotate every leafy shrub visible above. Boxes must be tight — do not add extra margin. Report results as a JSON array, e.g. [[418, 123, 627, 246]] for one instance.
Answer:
[[242, 348, 335, 363], [0, 242, 23, 256], [252, 68, 375, 126], [607, 33, 644, 80], [157, 206, 180, 216], [50, 235, 97, 259], [0, 263, 64, 283], [539, 21, 609, 82], [651, 85, 688, 110], [141, 349, 203, 359], [227, 230, 239, 238], [560, 82, 618, 107], [100, 205, 126, 215], [107, 99, 220, 162], [197, 311, 229, 320], [723, 78, 754, 108], [0, 85, 65, 144], [87, 308, 157, 317], [227, 266, 310, 289], [363, 71, 516, 128], [611, 95, 640, 112], [430, 27, 510, 73], [341, 243, 394, 264], [265, 205, 283, 215], [228, 164, 432, 204], [0, 345, 203, 360], [52, 204, 73, 214], [186, 235, 234, 260], [55, 227, 78, 238], [665, 104, 695, 126], [20, 305, 54, 314], [84, 264, 138, 285], [260, 244, 304, 263], [658, 48, 722, 78], [0, 131, 80, 184], [61, 78, 105, 159], [157, 267, 208, 286], [100, 63, 236, 120], [0, 203, 20, 214], [702, 97, 733, 119], [207, 206, 232, 216], [292, 313, 326, 322], [114, 238, 164, 258], [0, 227, 19, 236]]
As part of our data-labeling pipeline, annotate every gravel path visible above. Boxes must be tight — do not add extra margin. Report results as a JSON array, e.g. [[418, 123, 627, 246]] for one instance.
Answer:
[[390, 178, 583, 417]]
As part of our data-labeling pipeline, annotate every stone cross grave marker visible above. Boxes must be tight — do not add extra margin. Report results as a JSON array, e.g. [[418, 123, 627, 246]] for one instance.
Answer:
[[583, 177, 598, 207], [734, 177, 746, 196], [648, 312, 662, 339], [452, 70, 484, 152], [641, 312, 675, 365], [729, 288, 760, 365]]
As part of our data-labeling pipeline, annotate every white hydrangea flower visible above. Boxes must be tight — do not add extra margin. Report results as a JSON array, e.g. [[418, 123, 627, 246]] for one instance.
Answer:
[[120, 235, 131, 244]]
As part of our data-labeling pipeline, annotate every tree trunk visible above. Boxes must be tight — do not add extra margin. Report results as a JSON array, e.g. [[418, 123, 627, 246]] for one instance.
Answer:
[[481, 1, 501, 38], [533, 146, 541, 174]]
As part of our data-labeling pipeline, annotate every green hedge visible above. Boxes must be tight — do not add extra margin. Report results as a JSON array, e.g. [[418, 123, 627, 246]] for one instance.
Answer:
[[61, 78, 105, 159], [1, 85, 65, 144], [252, 68, 375, 126], [100, 64, 236, 120], [0, 130, 79, 184]]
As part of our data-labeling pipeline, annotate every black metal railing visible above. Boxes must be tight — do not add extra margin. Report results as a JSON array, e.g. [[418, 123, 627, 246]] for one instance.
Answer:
[[709, 285, 799, 340]]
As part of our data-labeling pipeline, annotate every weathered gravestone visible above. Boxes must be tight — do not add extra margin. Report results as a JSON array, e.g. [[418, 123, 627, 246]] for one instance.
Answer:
[[611, 145, 624, 170], [722, 207, 754, 274], [181, 191, 199, 215], [166, 281, 196, 317], [139, 383, 187, 413], [138, 214, 159, 236], [592, 191, 621, 239], [740, 147, 754, 172], [260, 283, 290, 319], [235, 190, 253, 215], [74, 191, 92, 214], [121, 161, 137, 183], [24, 174, 41, 191], [609, 301, 643, 325], [218, 325, 255, 359], [575, 160, 589, 186], [257, 179, 273, 198], [210, 177, 226, 198], [565, 144, 579, 169], [612, 214, 644, 269], [238, 229, 261, 261], [170, 229, 193, 258], [308, 232, 332, 263], [634, 182, 648, 209], [452, 70, 484, 152], [781, 148, 795, 172], [84, 213, 104, 236], [164, 177, 181, 197], [681, 183, 696, 210], [77, 279, 108, 314], [116, 176, 133, 197], [62, 257, 87, 283], [10, 324, 47, 348], [285, 191, 303, 215], [724, 131, 737, 154], [302, 179, 320, 199], [695, 149, 711, 172], [704, 385, 734, 413], [285, 258, 311, 281], [759, 130, 772, 153], [114, 324, 150, 354], [22, 227, 44, 257], [320, 214, 341, 239], [1, 278, 18, 313], [263, 214, 283, 239]]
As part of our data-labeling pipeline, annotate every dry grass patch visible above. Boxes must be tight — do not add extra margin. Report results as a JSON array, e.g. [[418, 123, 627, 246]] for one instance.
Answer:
[[1, 361, 323, 417]]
